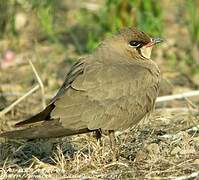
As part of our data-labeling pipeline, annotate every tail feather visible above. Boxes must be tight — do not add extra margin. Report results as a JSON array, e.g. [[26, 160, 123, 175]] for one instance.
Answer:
[[0, 120, 92, 139]]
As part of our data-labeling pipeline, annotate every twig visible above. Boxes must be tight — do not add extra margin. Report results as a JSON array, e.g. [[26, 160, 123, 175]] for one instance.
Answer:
[[103, 162, 129, 169], [28, 59, 46, 109], [155, 107, 192, 112], [156, 90, 199, 103], [168, 171, 199, 180], [0, 92, 52, 99], [0, 85, 39, 118]]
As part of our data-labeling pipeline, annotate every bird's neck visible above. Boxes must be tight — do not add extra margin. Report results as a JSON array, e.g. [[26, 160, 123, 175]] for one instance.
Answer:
[[94, 43, 160, 77]]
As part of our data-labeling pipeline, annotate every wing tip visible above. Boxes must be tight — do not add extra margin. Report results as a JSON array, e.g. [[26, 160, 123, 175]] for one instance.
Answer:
[[14, 103, 55, 127]]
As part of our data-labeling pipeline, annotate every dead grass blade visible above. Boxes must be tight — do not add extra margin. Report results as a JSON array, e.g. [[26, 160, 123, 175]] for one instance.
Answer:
[[156, 90, 199, 103], [0, 85, 39, 118], [28, 59, 46, 109]]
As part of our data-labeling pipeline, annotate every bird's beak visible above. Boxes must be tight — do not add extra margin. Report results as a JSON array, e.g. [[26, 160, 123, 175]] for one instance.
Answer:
[[140, 37, 163, 59], [145, 37, 163, 48]]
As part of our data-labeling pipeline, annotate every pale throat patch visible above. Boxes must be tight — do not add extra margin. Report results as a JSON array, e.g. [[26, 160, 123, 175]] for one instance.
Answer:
[[140, 46, 153, 59]]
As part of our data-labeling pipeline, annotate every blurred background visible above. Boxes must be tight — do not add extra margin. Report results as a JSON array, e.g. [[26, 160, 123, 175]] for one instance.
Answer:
[[0, 0, 199, 115]]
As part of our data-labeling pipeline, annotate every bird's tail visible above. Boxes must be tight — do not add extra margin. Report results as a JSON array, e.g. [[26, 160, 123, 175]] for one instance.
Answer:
[[0, 119, 92, 139]]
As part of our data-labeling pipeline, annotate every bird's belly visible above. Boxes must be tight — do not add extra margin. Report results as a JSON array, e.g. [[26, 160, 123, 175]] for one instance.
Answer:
[[98, 89, 156, 131]]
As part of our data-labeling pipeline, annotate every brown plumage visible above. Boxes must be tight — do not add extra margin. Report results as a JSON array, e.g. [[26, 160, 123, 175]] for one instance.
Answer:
[[0, 27, 162, 139]]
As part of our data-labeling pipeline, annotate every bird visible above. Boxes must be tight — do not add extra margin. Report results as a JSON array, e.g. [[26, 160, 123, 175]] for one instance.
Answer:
[[0, 27, 162, 144]]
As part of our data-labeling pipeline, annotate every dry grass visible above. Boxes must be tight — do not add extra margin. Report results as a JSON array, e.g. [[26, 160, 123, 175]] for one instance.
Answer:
[[0, 98, 199, 179]]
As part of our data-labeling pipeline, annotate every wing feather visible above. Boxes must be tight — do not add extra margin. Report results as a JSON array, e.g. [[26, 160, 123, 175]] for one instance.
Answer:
[[51, 61, 160, 131]]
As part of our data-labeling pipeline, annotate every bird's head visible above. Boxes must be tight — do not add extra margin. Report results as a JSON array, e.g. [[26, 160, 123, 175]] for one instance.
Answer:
[[105, 27, 163, 60]]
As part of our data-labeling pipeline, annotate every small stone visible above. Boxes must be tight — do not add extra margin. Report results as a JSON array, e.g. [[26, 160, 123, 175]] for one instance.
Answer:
[[193, 159, 199, 165], [15, 12, 27, 31], [171, 146, 181, 155], [146, 143, 160, 155]]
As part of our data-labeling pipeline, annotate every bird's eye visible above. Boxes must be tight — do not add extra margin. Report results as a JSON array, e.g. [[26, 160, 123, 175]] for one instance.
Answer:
[[129, 41, 142, 48]]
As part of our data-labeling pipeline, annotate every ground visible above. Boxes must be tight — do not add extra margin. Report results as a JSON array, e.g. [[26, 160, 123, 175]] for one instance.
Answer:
[[0, 59, 199, 179]]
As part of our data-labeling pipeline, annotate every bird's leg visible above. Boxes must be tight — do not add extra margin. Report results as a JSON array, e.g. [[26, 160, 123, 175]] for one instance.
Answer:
[[108, 130, 119, 160], [95, 129, 102, 146], [95, 129, 103, 158]]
